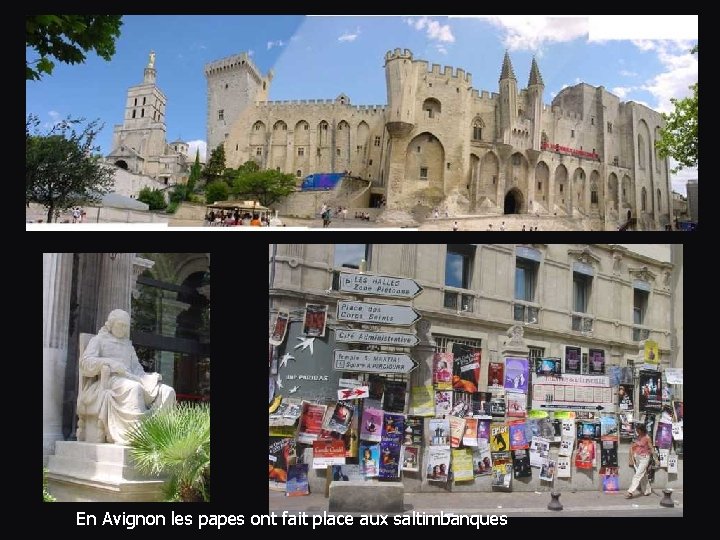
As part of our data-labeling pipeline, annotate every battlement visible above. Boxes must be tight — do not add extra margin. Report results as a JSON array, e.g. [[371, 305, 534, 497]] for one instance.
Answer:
[[205, 52, 264, 84], [470, 89, 498, 102], [385, 48, 414, 62], [425, 61, 473, 83], [550, 106, 583, 121], [255, 100, 387, 113]]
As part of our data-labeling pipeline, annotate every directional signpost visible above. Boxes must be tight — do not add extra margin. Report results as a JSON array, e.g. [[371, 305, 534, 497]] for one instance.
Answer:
[[334, 328, 419, 347], [338, 272, 423, 298], [336, 301, 421, 326], [333, 350, 419, 374]]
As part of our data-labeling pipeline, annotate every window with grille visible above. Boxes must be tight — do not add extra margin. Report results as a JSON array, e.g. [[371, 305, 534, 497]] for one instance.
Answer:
[[434, 336, 482, 354]]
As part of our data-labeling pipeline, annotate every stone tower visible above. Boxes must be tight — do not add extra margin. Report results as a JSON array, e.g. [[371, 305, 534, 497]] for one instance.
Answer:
[[527, 57, 545, 150], [205, 53, 273, 153], [498, 51, 518, 144]]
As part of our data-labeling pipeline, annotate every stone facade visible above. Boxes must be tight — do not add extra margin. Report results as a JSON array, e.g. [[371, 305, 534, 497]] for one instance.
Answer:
[[106, 53, 189, 186], [686, 179, 698, 222], [217, 50, 674, 230]]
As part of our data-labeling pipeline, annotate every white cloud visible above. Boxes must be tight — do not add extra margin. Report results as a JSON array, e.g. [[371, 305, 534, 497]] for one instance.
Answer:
[[187, 140, 207, 162], [590, 16, 697, 41], [338, 27, 360, 42], [636, 40, 697, 112], [472, 16, 588, 51], [670, 163, 697, 196], [407, 16, 455, 43], [612, 86, 633, 99], [267, 40, 285, 50], [619, 69, 638, 77], [436, 44, 448, 55]]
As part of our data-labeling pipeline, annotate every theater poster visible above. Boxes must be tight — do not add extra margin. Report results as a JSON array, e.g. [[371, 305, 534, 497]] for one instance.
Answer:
[[451, 343, 481, 393], [639, 370, 662, 411], [589, 349, 606, 375], [269, 311, 290, 346], [302, 303, 328, 338], [564, 346, 582, 374], [488, 362, 505, 392]]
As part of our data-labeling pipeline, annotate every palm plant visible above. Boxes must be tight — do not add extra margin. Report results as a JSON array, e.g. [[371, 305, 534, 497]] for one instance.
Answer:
[[127, 402, 210, 502]]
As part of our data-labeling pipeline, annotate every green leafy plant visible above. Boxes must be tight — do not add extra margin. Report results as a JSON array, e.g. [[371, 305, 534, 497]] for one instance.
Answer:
[[127, 403, 210, 502], [43, 468, 56, 502]]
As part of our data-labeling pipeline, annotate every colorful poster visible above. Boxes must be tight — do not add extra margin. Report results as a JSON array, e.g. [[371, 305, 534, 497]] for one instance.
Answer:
[[536, 357, 562, 376], [426, 446, 451, 482], [490, 397, 506, 417], [620, 413, 635, 439], [512, 449, 532, 478], [435, 390, 452, 416], [655, 422, 673, 449], [575, 439, 595, 469], [504, 357, 529, 393], [618, 384, 634, 411], [409, 385, 435, 416], [379, 441, 401, 478], [382, 413, 405, 444], [672, 400, 684, 422], [506, 392, 527, 418], [286, 464, 310, 496], [559, 438, 574, 457], [526, 417, 555, 441], [382, 380, 407, 413], [529, 436, 550, 468], [600, 415, 618, 440], [588, 349, 606, 375], [644, 340, 659, 364], [540, 459, 556, 482], [491, 451, 513, 489], [643, 413, 656, 440], [452, 448, 475, 482], [328, 464, 363, 482], [402, 445, 420, 472], [509, 420, 529, 450], [449, 416, 466, 448], [451, 390, 472, 417], [403, 416, 424, 446], [472, 391, 493, 416], [639, 370, 662, 411], [429, 418, 450, 446], [297, 402, 327, 444], [576, 421, 601, 440], [327, 402, 354, 434], [557, 456, 571, 478], [601, 467, 619, 492], [269, 311, 290, 346], [472, 447, 493, 477], [269, 437, 296, 491], [359, 443, 380, 477], [564, 346, 582, 375], [667, 454, 678, 474], [302, 303, 327, 338], [463, 418, 479, 447], [312, 439, 346, 469], [451, 344, 481, 393], [433, 352, 453, 390], [490, 423, 510, 452], [488, 362, 505, 391], [477, 418, 491, 447], [600, 440, 618, 467], [360, 407, 383, 442]]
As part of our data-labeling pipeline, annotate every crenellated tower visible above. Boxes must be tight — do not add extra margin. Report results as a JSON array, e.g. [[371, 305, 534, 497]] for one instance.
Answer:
[[498, 51, 518, 143], [384, 48, 417, 137], [527, 56, 545, 150]]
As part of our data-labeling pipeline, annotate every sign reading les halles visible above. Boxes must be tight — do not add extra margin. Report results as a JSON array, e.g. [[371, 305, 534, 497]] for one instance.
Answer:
[[336, 301, 421, 326], [338, 272, 424, 298]]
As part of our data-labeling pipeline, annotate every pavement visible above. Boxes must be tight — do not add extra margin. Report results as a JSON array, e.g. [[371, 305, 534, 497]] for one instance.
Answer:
[[270, 488, 683, 517]]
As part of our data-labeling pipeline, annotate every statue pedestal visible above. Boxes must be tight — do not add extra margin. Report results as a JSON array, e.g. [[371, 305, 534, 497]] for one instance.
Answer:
[[47, 441, 166, 502]]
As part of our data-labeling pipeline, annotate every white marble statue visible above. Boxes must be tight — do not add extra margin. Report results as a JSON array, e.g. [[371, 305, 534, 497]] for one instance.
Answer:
[[148, 50, 155, 68], [78, 309, 175, 445]]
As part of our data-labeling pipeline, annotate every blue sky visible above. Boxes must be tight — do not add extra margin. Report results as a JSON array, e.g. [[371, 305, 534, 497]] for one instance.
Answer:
[[26, 15, 697, 194]]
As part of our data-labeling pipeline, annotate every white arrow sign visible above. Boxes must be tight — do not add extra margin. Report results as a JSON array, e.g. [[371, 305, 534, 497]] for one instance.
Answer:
[[334, 328, 419, 347], [338, 272, 423, 298], [336, 301, 421, 326], [333, 350, 419, 374]]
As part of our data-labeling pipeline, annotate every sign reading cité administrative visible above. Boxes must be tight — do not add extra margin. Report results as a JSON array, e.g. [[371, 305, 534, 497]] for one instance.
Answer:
[[334, 328, 419, 347], [338, 272, 423, 298], [333, 350, 418, 374], [336, 301, 421, 326]]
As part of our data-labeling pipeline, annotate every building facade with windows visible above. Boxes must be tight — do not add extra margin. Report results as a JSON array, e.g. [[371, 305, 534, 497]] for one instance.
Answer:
[[220, 49, 672, 229], [269, 244, 682, 492]]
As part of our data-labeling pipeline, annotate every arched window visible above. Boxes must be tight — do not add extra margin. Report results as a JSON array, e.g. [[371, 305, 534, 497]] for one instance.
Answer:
[[591, 183, 598, 204], [638, 134, 645, 169], [641, 187, 647, 211], [423, 98, 441, 118], [296, 169, 302, 177], [657, 189, 662, 212], [254, 121, 264, 131], [472, 117, 484, 140]]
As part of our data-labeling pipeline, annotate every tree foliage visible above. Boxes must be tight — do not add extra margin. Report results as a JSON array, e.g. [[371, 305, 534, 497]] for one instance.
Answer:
[[202, 144, 226, 184], [26, 114, 115, 222], [231, 169, 296, 207], [656, 45, 698, 173], [205, 181, 229, 204], [137, 187, 167, 210], [26, 16, 123, 81], [186, 149, 202, 196]]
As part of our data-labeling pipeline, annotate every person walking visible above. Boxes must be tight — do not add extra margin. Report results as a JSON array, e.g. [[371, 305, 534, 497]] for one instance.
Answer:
[[626, 424, 653, 498], [452, 220, 459, 231], [500, 221, 506, 231]]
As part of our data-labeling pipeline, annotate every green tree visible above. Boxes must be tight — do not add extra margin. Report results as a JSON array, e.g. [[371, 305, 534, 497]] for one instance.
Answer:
[[26, 16, 123, 81], [186, 149, 202, 196], [232, 169, 296, 207], [656, 45, 698, 173], [137, 187, 167, 210], [202, 144, 226, 184], [26, 114, 115, 222], [205, 181, 229, 204]]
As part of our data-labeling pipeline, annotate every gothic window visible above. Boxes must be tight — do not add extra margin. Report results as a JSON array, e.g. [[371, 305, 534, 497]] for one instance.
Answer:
[[472, 117, 484, 141], [218, 109, 224, 121], [297, 147, 304, 157], [420, 167, 428, 180], [374, 136, 381, 146], [256, 147, 262, 156], [254, 121, 263, 131], [296, 169, 302, 177]]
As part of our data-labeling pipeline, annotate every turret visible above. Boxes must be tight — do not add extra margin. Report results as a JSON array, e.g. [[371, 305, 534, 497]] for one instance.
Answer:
[[498, 51, 518, 142], [527, 57, 545, 150], [384, 48, 417, 137]]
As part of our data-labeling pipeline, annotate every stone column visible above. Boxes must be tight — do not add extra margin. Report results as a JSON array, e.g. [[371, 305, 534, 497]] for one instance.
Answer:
[[43, 253, 73, 462], [96, 253, 135, 326]]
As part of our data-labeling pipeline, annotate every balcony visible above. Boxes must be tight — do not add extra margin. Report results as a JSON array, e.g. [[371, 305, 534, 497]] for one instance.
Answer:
[[444, 290, 474, 313], [513, 302, 539, 325], [633, 326, 650, 341], [571, 313, 594, 333]]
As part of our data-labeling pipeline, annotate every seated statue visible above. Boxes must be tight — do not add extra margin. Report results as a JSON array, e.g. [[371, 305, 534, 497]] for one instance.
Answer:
[[77, 309, 175, 445]]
